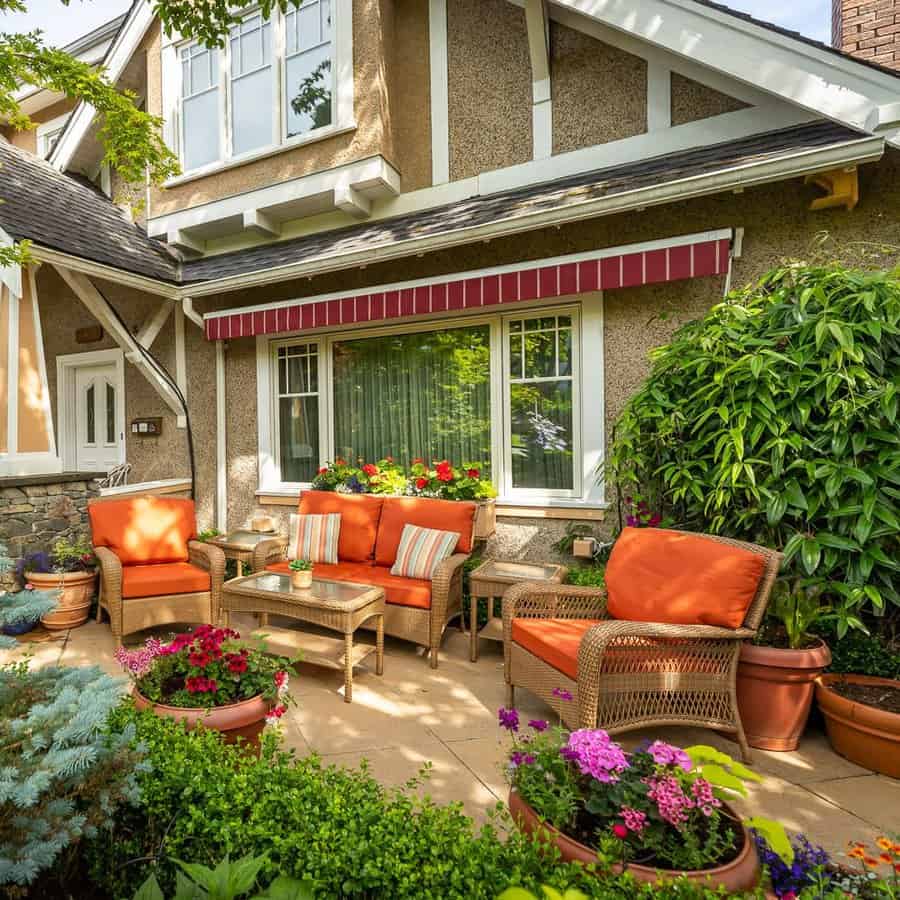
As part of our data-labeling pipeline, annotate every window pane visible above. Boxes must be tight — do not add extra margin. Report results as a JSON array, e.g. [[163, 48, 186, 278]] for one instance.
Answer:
[[510, 381, 574, 490], [86, 384, 95, 444], [183, 90, 220, 170], [232, 67, 272, 155], [285, 46, 332, 136], [332, 326, 492, 470], [279, 396, 319, 483], [558, 327, 572, 376], [106, 383, 115, 444], [523, 329, 556, 379]]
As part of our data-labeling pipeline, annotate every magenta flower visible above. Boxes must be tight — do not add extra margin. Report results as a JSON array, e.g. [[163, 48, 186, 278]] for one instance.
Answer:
[[552, 687, 573, 702], [498, 707, 520, 732], [562, 729, 629, 783], [645, 774, 695, 828], [528, 719, 549, 732], [646, 740, 693, 772], [621, 806, 648, 834], [509, 750, 536, 768]]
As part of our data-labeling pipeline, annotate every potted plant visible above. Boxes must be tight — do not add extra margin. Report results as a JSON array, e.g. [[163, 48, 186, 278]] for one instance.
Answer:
[[288, 558, 313, 589], [18, 537, 97, 631], [0, 543, 59, 637], [408, 459, 497, 538], [114, 625, 295, 749], [736, 578, 833, 751], [498, 708, 791, 893]]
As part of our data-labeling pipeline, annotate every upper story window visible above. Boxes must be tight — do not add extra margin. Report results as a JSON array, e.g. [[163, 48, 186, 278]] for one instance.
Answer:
[[168, 1, 348, 178]]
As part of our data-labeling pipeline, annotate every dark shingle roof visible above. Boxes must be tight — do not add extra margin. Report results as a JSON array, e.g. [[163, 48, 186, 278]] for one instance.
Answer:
[[0, 140, 179, 282], [182, 120, 867, 283]]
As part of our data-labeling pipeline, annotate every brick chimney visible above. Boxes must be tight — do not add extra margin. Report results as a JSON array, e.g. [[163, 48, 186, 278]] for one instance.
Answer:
[[833, 0, 900, 70]]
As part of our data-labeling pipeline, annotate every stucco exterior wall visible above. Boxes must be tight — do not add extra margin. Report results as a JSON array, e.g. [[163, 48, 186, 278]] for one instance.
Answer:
[[670, 73, 749, 126], [550, 22, 647, 154], [1, 97, 77, 156], [447, 0, 532, 181], [148, 0, 396, 219]]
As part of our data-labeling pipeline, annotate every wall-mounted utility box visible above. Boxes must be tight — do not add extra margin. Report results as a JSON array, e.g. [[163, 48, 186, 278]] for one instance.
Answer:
[[572, 538, 597, 559], [131, 417, 163, 436]]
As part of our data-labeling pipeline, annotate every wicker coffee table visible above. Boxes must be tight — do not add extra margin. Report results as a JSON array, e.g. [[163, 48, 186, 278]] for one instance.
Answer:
[[468, 559, 567, 661], [221, 572, 384, 703]]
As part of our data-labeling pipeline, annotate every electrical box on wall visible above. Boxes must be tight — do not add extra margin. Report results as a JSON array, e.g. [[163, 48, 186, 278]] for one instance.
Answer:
[[131, 417, 162, 436]]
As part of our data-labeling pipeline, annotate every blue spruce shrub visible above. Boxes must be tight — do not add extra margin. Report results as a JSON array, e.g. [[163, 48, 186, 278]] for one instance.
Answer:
[[0, 544, 58, 646], [0, 661, 146, 887]]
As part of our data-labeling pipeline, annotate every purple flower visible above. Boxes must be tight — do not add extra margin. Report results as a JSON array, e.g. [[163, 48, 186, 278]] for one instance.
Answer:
[[645, 740, 693, 772], [528, 719, 549, 732], [509, 750, 536, 768], [552, 687, 573, 702], [563, 729, 629, 783], [498, 707, 520, 732]]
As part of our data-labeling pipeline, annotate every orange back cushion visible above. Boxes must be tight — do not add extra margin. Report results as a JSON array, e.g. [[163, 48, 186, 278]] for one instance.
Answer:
[[375, 496, 476, 566], [605, 528, 766, 629], [89, 496, 197, 565], [298, 491, 384, 562]]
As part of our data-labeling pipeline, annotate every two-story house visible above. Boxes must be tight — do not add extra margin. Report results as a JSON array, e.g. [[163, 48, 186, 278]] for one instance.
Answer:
[[1, 0, 899, 563]]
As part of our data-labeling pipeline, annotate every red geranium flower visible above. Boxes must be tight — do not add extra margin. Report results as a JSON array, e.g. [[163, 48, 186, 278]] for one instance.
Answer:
[[437, 468, 453, 483], [186, 676, 218, 693], [412, 457, 424, 465], [188, 651, 211, 668], [466, 468, 480, 479], [362, 463, 378, 476], [318, 466, 328, 474], [612, 824, 628, 840], [227, 656, 248, 674], [415, 477, 428, 490], [335, 457, 347, 466]]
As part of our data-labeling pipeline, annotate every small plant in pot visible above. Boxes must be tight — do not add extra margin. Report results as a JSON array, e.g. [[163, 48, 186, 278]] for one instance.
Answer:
[[17, 536, 97, 631], [736, 577, 837, 751], [0, 543, 59, 638], [288, 558, 313, 589], [115, 624, 295, 749], [499, 708, 791, 892]]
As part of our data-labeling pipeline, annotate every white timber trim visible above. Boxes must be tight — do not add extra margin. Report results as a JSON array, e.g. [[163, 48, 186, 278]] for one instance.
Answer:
[[525, 0, 552, 159], [99, 477, 192, 498], [647, 60, 671, 132], [429, 0, 450, 185], [174, 301, 187, 429], [55, 347, 126, 471], [5, 281, 18, 462], [53, 265, 184, 418], [546, 0, 900, 145], [185, 134, 881, 297], [215, 340, 227, 531], [48, 0, 156, 172], [134, 299, 173, 350]]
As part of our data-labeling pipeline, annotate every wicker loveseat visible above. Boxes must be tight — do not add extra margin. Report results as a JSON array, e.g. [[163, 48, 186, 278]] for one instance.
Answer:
[[254, 491, 476, 668], [503, 527, 782, 760], [89, 496, 225, 643]]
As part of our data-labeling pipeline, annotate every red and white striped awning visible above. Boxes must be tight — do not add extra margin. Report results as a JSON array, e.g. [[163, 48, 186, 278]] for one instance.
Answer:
[[204, 229, 732, 341]]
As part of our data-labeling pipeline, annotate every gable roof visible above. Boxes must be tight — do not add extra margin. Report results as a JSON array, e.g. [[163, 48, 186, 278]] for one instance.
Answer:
[[180, 121, 876, 287], [0, 140, 179, 282]]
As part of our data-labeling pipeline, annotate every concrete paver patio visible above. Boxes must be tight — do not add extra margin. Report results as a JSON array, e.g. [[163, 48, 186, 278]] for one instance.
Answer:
[[10, 617, 898, 865]]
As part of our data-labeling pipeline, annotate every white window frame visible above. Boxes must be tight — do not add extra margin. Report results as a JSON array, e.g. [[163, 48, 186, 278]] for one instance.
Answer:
[[256, 297, 605, 508], [178, 41, 223, 171], [36, 113, 70, 159], [227, 11, 276, 158], [161, 0, 354, 183]]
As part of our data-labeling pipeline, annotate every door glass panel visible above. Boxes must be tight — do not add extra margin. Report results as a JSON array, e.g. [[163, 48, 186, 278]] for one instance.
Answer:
[[106, 382, 116, 444], [86, 384, 95, 444]]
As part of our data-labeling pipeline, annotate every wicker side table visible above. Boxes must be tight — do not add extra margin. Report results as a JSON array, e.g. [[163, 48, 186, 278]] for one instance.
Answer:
[[467, 559, 567, 661], [207, 530, 288, 576]]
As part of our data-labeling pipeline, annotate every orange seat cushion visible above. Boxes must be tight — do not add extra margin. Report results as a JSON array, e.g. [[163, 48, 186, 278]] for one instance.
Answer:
[[375, 497, 476, 566], [89, 496, 197, 565], [298, 491, 384, 563], [605, 528, 766, 629], [121, 561, 211, 599], [266, 560, 433, 610], [512, 617, 600, 680]]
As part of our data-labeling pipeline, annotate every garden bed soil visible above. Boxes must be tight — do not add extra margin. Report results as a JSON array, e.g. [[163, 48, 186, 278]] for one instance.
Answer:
[[828, 680, 900, 714]]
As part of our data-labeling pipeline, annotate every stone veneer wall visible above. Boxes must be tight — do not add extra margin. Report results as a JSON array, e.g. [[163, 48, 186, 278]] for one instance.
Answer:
[[0, 475, 102, 589]]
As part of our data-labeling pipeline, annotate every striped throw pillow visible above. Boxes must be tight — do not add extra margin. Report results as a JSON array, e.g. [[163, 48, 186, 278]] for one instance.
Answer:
[[390, 524, 460, 581], [287, 512, 341, 564]]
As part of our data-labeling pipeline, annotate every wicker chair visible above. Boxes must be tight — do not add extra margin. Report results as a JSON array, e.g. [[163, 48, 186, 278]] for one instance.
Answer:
[[89, 496, 226, 644], [503, 533, 781, 761]]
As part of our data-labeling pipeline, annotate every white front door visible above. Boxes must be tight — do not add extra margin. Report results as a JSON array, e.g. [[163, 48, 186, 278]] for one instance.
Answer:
[[74, 364, 122, 472]]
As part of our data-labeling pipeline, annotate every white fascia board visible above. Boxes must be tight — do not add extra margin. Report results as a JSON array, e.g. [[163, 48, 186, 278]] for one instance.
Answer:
[[48, 1, 156, 172], [429, 0, 450, 185], [184, 134, 883, 297], [548, 0, 900, 141], [146, 155, 400, 239]]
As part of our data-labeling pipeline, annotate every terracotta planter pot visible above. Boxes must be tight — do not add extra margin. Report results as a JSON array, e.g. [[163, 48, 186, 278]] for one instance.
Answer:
[[291, 569, 313, 589], [736, 640, 831, 751], [133, 690, 270, 750], [508, 790, 760, 893], [28, 569, 96, 631], [816, 674, 900, 778]]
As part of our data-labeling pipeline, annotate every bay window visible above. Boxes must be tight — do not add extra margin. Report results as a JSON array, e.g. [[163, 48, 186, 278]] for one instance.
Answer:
[[170, 1, 344, 175], [259, 303, 596, 505]]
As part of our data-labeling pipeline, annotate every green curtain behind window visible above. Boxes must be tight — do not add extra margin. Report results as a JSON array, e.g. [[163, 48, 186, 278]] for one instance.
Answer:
[[333, 325, 492, 470]]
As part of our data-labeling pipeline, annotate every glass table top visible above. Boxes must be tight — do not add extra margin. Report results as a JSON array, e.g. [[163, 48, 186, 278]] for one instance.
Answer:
[[240, 572, 375, 604], [211, 530, 281, 549], [474, 560, 562, 581]]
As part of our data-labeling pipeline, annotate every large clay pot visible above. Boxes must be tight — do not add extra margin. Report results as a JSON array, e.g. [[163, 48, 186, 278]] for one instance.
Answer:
[[508, 790, 760, 893], [736, 640, 831, 751], [133, 690, 270, 750], [28, 569, 96, 631], [816, 674, 900, 778]]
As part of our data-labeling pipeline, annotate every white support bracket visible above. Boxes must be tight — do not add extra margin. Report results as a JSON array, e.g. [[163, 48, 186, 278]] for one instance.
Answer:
[[54, 265, 184, 418], [167, 229, 205, 258], [133, 299, 173, 350], [525, 0, 552, 159], [334, 184, 372, 219], [243, 209, 281, 238]]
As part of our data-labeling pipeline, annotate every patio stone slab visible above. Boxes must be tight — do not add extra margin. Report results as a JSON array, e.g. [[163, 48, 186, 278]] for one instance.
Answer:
[[807, 775, 900, 834]]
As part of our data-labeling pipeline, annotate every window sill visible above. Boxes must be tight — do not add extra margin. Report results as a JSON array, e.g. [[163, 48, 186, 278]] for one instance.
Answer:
[[163, 122, 358, 189]]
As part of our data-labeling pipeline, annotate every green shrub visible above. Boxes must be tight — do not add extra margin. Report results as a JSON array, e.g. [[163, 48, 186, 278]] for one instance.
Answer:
[[817, 622, 900, 679], [605, 263, 900, 628], [565, 566, 606, 588], [87, 706, 753, 899]]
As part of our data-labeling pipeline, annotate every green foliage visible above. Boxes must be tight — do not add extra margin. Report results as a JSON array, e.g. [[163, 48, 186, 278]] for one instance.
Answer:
[[766, 579, 835, 649], [153, 0, 303, 48], [134, 854, 315, 900], [0, 543, 58, 644], [564, 565, 606, 588], [552, 522, 595, 557], [198, 528, 222, 543], [498, 889, 589, 900], [87, 706, 743, 899], [287, 559, 313, 572], [817, 621, 900, 679], [0, 661, 145, 887], [604, 263, 900, 627]]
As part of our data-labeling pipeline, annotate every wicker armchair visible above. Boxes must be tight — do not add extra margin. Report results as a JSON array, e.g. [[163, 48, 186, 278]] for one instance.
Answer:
[[90, 497, 226, 644], [503, 533, 781, 761]]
